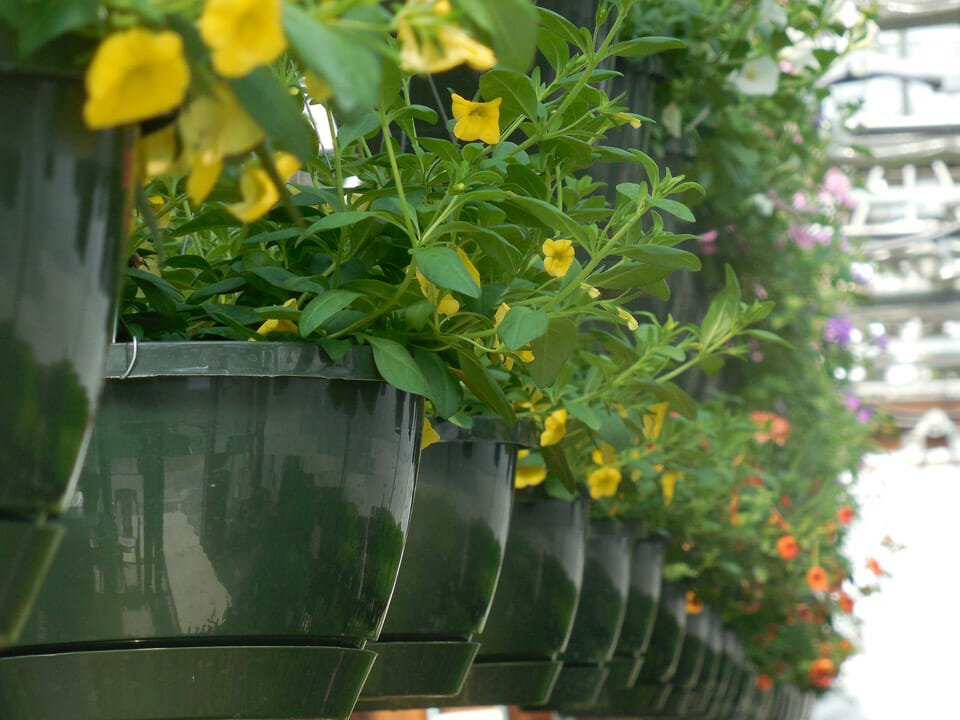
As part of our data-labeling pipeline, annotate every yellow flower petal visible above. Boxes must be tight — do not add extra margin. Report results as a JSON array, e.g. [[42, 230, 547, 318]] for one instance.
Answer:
[[303, 71, 333, 102], [588, 465, 622, 499], [179, 84, 264, 163], [451, 94, 501, 144], [415, 269, 433, 299], [617, 307, 639, 331], [146, 195, 170, 228], [643, 402, 669, 441], [252, 297, 299, 338], [421, 417, 441, 450], [456, 247, 481, 289], [187, 152, 223, 205], [686, 591, 704, 614], [199, 0, 287, 78], [591, 442, 617, 466], [613, 111, 643, 129], [437, 25, 497, 71], [396, 12, 496, 74], [661, 470, 679, 506], [542, 238, 575, 278], [515, 464, 547, 489], [226, 153, 300, 223], [494, 302, 510, 327], [139, 125, 178, 180], [517, 349, 535, 363], [540, 408, 567, 447], [84, 29, 189, 129], [437, 293, 460, 315]]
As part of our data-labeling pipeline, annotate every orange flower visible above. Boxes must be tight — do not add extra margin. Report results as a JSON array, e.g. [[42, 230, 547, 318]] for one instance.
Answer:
[[747, 474, 764, 486], [780, 494, 792, 507], [756, 675, 773, 691], [777, 535, 799, 560], [839, 639, 852, 653], [838, 591, 854, 613], [806, 565, 829, 592], [837, 505, 854, 525], [795, 603, 813, 622], [866, 557, 883, 576], [750, 410, 791, 445], [729, 492, 740, 526], [809, 658, 836, 689], [686, 591, 704, 614]]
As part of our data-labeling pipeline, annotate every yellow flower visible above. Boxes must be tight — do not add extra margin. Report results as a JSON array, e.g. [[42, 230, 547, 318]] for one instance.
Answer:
[[580, 282, 600, 299], [542, 238, 575, 278], [618, 307, 639, 331], [643, 402, 669, 441], [421, 417, 441, 450], [83, 29, 190, 129], [396, 1, 497, 75], [451, 94, 501, 144], [515, 464, 547, 489], [226, 152, 301, 223], [146, 195, 170, 228], [661, 470, 680, 506], [415, 269, 460, 315], [139, 126, 179, 180], [591, 442, 617, 466], [456, 247, 481, 289], [303, 72, 333, 103], [437, 293, 460, 315], [253, 297, 298, 338], [588, 466, 621, 499], [540, 409, 567, 447], [613, 111, 643, 129], [686, 591, 704, 615], [494, 302, 511, 326], [517, 349, 535, 363], [199, 0, 287, 78]]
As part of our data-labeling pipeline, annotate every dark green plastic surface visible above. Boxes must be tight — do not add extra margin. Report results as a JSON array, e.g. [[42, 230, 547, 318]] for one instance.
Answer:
[[541, 663, 609, 708], [0, 522, 62, 646], [562, 519, 631, 664], [437, 660, 563, 707], [476, 498, 587, 659], [637, 580, 687, 684], [356, 640, 480, 705], [671, 607, 714, 689], [14, 343, 422, 651], [607, 533, 666, 686], [0, 645, 375, 719], [0, 71, 131, 518]]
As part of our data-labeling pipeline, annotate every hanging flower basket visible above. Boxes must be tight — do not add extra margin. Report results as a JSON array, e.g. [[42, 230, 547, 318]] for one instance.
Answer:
[[438, 497, 588, 707], [541, 518, 632, 708], [660, 612, 724, 717], [0, 342, 422, 720], [0, 51, 133, 645], [356, 418, 535, 708]]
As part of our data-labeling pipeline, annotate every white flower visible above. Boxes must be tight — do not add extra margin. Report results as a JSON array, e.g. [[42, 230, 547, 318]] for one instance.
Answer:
[[779, 28, 819, 73], [760, 0, 787, 27], [730, 57, 780, 96], [750, 193, 775, 216]]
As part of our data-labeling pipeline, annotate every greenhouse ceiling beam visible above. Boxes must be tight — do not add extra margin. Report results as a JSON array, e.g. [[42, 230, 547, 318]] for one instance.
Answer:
[[874, 2, 960, 29], [854, 377, 960, 403], [849, 289, 960, 316]]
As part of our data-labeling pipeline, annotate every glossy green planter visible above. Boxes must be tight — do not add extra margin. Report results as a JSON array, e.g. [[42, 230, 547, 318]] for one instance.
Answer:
[[438, 497, 588, 707], [357, 418, 530, 708], [542, 518, 631, 708], [606, 531, 667, 688], [701, 630, 742, 718], [0, 63, 132, 645], [667, 611, 724, 717], [636, 580, 688, 684], [1, 342, 422, 719]]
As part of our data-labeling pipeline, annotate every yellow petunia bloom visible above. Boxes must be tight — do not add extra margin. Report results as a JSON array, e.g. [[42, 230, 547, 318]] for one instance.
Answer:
[[451, 94, 501, 144], [146, 195, 170, 228], [396, 0, 496, 75], [686, 591, 704, 614], [415, 269, 460, 315], [84, 29, 190, 129], [456, 247, 481, 289], [661, 470, 680, 506], [542, 238, 575, 277], [199, 0, 287, 78], [591, 442, 617, 466], [588, 466, 621, 499], [139, 125, 179, 180], [517, 348, 535, 363], [515, 463, 547, 489], [253, 297, 298, 338], [617, 307, 639, 331], [643, 402, 669, 441], [437, 293, 460, 315], [540, 408, 567, 447], [226, 152, 301, 223], [421, 417, 441, 450], [303, 72, 333, 103]]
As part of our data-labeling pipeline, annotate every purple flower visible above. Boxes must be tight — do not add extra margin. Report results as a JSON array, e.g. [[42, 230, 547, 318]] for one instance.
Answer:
[[789, 223, 815, 248], [843, 394, 861, 411], [824, 315, 854, 346], [856, 408, 873, 424], [824, 167, 852, 195]]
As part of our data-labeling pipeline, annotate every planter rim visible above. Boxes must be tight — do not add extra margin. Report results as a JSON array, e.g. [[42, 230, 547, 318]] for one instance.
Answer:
[[0, 27, 92, 79], [432, 417, 538, 446], [105, 341, 381, 382]]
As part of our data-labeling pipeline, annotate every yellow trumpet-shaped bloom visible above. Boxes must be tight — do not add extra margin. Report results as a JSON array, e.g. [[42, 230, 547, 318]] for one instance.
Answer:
[[415, 269, 460, 316], [588, 466, 621, 499], [643, 402, 669, 441], [542, 238, 575, 278], [515, 451, 547, 489], [661, 470, 680, 506], [397, 0, 496, 75], [199, 0, 287, 78], [540, 408, 567, 447], [456, 247, 481, 289], [613, 111, 643, 129], [421, 417, 442, 450], [451, 94, 501, 145], [253, 297, 299, 338], [138, 125, 179, 180], [226, 152, 301, 223], [591, 442, 617, 466], [83, 29, 190, 129], [617, 307, 639, 331]]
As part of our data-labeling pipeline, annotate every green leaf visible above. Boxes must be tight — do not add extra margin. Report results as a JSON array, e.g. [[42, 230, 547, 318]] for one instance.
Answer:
[[502, 196, 587, 243], [591, 263, 672, 290], [536, 7, 584, 49], [302, 211, 377, 236], [745, 329, 794, 349], [458, 0, 539, 71], [438, 222, 521, 270], [169, 208, 242, 237], [126, 268, 182, 317], [454, 351, 516, 424], [203, 304, 262, 339], [526, 317, 576, 387], [498, 307, 548, 350], [3, 0, 97, 56], [229, 67, 315, 162], [414, 350, 463, 418], [698, 355, 724, 376], [608, 36, 685, 58], [185, 276, 247, 304], [414, 246, 481, 298], [283, 4, 381, 121], [700, 265, 741, 346], [566, 402, 602, 431], [300, 290, 361, 336], [318, 337, 355, 361], [648, 196, 695, 223], [365, 335, 431, 397], [336, 113, 380, 150], [636, 380, 697, 419], [663, 562, 698, 581], [620, 245, 701, 271], [479, 68, 539, 126], [595, 408, 633, 450], [541, 444, 577, 496]]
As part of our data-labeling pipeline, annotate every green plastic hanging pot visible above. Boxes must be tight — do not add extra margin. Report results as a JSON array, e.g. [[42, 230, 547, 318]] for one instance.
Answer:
[[662, 610, 724, 717], [0, 342, 422, 720], [356, 418, 534, 708], [438, 496, 588, 708], [701, 630, 741, 719], [0, 56, 133, 646], [541, 518, 632, 709]]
